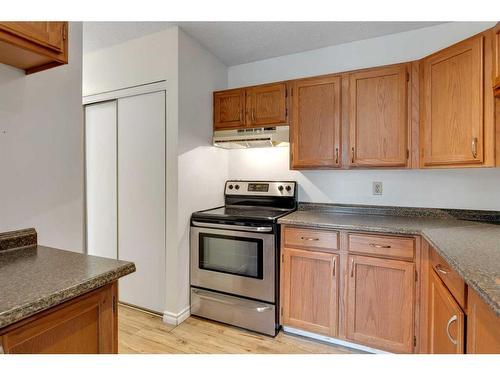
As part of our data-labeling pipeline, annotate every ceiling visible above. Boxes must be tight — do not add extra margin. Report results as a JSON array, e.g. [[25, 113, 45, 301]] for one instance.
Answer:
[[83, 22, 445, 66]]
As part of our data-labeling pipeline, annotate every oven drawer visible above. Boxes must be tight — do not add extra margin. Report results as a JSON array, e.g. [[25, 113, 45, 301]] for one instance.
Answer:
[[284, 227, 339, 251], [348, 233, 415, 261], [190, 288, 276, 336]]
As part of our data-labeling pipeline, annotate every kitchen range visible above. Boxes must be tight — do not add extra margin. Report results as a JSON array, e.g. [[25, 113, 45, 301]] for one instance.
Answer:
[[190, 181, 297, 336]]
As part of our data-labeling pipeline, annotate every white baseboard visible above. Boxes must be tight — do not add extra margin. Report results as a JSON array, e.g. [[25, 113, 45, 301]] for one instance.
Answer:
[[163, 305, 191, 326], [283, 326, 390, 354]]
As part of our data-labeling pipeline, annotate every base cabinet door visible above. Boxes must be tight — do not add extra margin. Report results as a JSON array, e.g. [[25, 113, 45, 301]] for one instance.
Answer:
[[0, 283, 117, 354], [466, 288, 500, 354], [428, 270, 465, 354], [281, 248, 339, 337], [290, 76, 341, 169], [346, 255, 415, 353]]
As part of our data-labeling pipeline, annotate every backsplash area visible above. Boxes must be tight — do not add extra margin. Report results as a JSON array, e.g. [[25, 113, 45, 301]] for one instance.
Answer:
[[227, 146, 500, 211]]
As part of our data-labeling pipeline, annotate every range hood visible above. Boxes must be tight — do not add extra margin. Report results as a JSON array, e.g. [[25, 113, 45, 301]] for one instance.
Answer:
[[213, 126, 289, 149]]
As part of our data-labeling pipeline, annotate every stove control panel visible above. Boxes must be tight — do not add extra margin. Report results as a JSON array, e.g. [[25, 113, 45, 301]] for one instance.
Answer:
[[225, 181, 296, 197]]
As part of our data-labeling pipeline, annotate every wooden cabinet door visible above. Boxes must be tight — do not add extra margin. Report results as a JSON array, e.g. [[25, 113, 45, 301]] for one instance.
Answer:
[[346, 255, 415, 353], [466, 288, 500, 354], [281, 248, 339, 337], [246, 83, 287, 127], [290, 76, 341, 169], [349, 65, 408, 167], [0, 283, 117, 354], [213, 89, 245, 130], [494, 23, 500, 97], [421, 35, 484, 166], [428, 270, 465, 354], [0, 22, 66, 53]]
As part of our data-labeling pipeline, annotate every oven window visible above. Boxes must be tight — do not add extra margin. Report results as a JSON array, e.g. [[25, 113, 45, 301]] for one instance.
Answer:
[[199, 233, 263, 279]]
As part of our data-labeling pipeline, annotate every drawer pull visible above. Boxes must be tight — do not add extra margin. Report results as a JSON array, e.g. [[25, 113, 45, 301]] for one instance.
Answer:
[[369, 243, 391, 249], [435, 264, 449, 275], [301, 236, 320, 241], [446, 315, 458, 345]]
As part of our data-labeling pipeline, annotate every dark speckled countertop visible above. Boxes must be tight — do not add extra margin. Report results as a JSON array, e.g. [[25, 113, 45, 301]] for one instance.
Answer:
[[278, 205, 500, 316], [0, 245, 136, 329]]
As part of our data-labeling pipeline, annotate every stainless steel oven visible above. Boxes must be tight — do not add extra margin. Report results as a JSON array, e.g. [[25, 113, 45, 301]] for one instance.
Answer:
[[189, 180, 297, 336], [190, 223, 275, 303]]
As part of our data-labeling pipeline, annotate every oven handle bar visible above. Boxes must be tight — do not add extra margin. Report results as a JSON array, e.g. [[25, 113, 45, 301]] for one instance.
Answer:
[[191, 221, 273, 233], [192, 289, 272, 313]]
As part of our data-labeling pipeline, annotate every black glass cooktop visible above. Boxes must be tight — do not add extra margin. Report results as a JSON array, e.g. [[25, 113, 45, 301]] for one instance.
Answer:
[[192, 205, 294, 222]]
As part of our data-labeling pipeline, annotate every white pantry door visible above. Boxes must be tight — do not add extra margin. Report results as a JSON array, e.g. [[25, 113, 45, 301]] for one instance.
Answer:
[[117, 91, 166, 313], [85, 101, 118, 260]]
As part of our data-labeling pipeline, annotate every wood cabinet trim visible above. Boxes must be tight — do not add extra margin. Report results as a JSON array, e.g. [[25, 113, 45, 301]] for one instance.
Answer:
[[466, 287, 500, 353]]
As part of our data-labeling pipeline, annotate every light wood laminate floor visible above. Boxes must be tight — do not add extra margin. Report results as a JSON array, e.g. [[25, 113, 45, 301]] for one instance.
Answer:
[[118, 304, 358, 354]]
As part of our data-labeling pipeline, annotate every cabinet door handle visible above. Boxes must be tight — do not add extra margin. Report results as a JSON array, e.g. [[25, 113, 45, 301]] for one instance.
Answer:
[[446, 315, 458, 345], [332, 258, 336, 277], [351, 147, 355, 164], [471, 137, 478, 159], [335, 148, 339, 164], [369, 243, 391, 249], [435, 264, 449, 275], [0, 339, 4, 354], [350, 258, 355, 277], [301, 236, 319, 241]]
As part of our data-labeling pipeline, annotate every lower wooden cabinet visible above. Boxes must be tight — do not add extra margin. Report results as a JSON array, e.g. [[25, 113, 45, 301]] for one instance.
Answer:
[[466, 288, 500, 354], [428, 270, 465, 354], [281, 247, 339, 337], [0, 282, 117, 354], [346, 255, 415, 353]]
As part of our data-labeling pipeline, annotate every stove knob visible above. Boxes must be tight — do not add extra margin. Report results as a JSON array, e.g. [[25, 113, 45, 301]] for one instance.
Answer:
[[278, 185, 284, 192], [235, 184, 240, 190], [285, 185, 292, 192], [228, 184, 234, 190]]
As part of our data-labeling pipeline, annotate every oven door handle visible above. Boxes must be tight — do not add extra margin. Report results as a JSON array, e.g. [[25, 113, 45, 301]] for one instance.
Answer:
[[192, 289, 272, 312], [191, 221, 273, 233]]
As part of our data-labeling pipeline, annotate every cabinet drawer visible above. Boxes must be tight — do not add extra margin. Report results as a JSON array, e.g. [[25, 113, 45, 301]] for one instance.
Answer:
[[283, 227, 338, 251], [430, 249, 467, 310], [348, 233, 414, 260]]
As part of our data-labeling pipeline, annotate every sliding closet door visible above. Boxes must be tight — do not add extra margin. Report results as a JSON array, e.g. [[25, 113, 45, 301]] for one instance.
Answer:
[[117, 91, 166, 313], [85, 101, 117, 260]]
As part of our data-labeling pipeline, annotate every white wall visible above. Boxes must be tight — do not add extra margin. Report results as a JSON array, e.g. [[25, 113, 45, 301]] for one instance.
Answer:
[[177, 29, 228, 314], [227, 22, 500, 210], [0, 22, 84, 251]]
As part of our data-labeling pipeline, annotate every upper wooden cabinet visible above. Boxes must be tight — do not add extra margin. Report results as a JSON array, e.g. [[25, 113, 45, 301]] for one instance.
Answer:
[[348, 65, 409, 167], [0, 22, 68, 74], [466, 288, 500, 354], [290, 75, 341, 169], [245, 83, 288, 126], [428, 270, 465, 354], [281, 247, 339, 337], [494, 23, 500, 97], [213, 83, 288, 130], [346, 254, 415, 353], [420, 33, 494, 167]]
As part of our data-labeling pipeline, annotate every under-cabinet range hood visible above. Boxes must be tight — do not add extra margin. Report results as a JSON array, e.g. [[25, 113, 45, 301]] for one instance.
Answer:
[[213, 126, 289, 149]]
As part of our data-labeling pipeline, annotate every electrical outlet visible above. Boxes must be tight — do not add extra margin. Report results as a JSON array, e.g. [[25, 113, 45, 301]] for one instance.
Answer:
[[373, 181, 383, 195]]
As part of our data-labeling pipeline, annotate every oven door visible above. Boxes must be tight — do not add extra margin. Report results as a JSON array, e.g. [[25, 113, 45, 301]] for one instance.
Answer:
[[190, 223, 275, 303]]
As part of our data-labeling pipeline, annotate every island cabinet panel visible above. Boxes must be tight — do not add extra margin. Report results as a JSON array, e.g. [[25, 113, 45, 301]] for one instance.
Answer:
[[0, 282, 117, 354], [213, 89, 246, 130], [0, 22, 68, 74], [245, 83, 288, 127], [420, 34, 486, 167], [346, 255, 415, 353], [428, 270, 465, 354], [348, 65, 409, 167], [281, 248, 339, 336], [466, 288, 500, 354], [290, 75, 341, 169]]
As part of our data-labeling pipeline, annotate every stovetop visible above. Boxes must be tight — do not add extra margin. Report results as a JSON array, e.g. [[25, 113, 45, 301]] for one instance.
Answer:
[[192, 205, 295, 222]]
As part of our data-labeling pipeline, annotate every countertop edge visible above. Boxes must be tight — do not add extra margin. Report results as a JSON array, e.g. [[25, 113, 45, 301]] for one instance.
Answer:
[[0, 262, 136, 330], [278, 217, 500, 316]]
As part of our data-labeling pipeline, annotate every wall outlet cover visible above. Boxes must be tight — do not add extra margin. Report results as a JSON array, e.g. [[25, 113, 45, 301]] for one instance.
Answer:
[[373, 181, 383, 195]]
